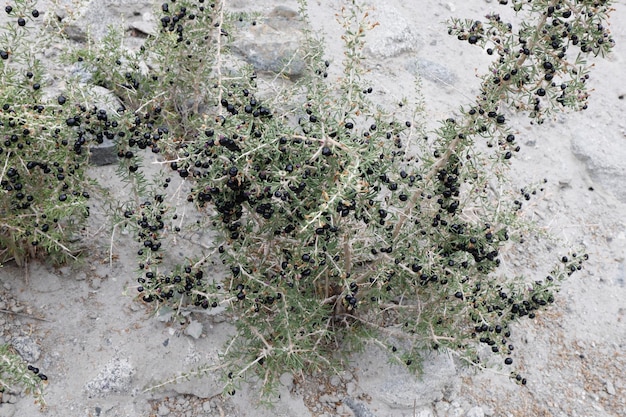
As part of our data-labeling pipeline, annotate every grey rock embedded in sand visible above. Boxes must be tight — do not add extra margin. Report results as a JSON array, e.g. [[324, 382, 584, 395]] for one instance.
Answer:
[[184, 320, 203, 339], [10, 336, 41, 363], [0, 404, 16, 417], [342, 397, 378, 417], [54, 0, 155, 42], [354, 344, 458, 409], [84, 357, 135, 397], [605, 380, 616, 395], [408, 58, 458, 86], [466, 406, 485, 417], [571, 131, 626, 203], [279, 372, 295, 390], [232, 6, 307, 78], [363, 3, 424, 58]]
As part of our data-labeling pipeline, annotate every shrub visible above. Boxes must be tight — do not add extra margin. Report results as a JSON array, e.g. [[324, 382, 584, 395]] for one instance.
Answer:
[[0, 0, 124, 402], [0, 0, 97, 266], [84, 0, 612, 398], [2, 0, 615, 403]]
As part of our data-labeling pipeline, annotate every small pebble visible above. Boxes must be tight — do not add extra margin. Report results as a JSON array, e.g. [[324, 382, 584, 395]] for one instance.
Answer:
[[279, 372, 294, 390], [0, 403, 16, 417], [157, 404, 170, 416], [346, 381, 357, 396], [10, 305, 24, 314], [466, 406, 485, 417], [605, 380, 616, 395]]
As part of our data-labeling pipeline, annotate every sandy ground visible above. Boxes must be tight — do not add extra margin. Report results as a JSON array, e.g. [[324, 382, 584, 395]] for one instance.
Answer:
[[1, 1, 625, 416]]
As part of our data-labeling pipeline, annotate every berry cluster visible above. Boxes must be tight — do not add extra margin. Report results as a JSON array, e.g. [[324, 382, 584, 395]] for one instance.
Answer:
[[27, 364, 47, 381], [449, 0, 614, 123]]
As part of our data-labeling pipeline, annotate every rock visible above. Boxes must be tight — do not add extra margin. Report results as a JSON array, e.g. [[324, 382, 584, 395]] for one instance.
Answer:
[[157, 404, 170, 416], [407, 59, 457, 86], [434, 400, 450, 416], [54, 0, 155, 42], [129, 20, 157, 37], [0, 403, 16, 417], [319, 394, 339, 404], [605, 380, 616, 395], [571, 130, 626, 203], [342, 397, 377, 417], [9, 305, 23, 314], [363, 3, 424, 58], [4, 395, 17, 404], [69, 62, 93, 83], [449, 405, 465, 417], [354, 345, 458, 409], [346, 381, 357, 396], [90, 278, 102, 290], [558, 179, 572, 189], [84, 357, 135, 397], [466, 406, 485, 417], [156, 306, 174, 322], [184, 320, 203, 339], [279, 372, 294, 390], [205, 305, 227, 319], [442, 381, 459, 402], [335, 404, 355, 416], [231, 7, 306, 78], [10, 336, 41, 362]]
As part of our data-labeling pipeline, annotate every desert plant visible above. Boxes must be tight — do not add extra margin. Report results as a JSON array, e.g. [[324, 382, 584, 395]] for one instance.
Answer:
[[0, 343, 45, 405], [0, 0, 141, 403], [0, 0, 102, 266], [74, 0, 613, 399]]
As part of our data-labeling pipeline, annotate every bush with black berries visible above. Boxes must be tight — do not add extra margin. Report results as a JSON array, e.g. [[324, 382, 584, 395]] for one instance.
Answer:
[[0, 0, 125, 403], [4, 0, 615, 402], [0, 0, 100, 267], [75, 0, 613, 398]]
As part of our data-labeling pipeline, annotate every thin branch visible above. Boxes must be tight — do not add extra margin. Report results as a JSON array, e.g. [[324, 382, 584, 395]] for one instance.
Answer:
[[0, 309, 53, 323]]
